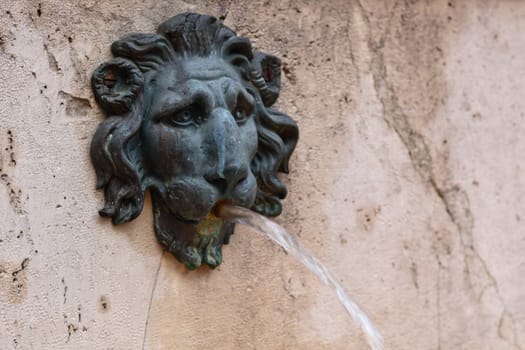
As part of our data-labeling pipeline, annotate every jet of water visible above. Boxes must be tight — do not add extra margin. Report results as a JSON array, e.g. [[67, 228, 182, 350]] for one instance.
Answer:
[[217, 204, 385, 350]]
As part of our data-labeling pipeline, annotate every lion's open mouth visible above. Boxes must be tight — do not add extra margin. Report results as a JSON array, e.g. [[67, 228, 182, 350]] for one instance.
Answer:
[[165, 199, 233, 226], [211, 199, 232, 217]]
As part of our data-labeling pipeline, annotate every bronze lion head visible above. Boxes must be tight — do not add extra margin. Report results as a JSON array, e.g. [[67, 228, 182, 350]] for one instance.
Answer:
[[90, 13, 298, 269]]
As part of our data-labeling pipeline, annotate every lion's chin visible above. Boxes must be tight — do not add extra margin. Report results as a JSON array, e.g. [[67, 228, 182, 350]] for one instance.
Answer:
[[150, 192, 236, 269], [146, 174, 257, 269]]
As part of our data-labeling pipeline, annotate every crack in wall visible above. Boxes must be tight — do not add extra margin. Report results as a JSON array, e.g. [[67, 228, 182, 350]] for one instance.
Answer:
[[354, 1, 522, 349], [141, 251, 164, 350], [435, 252, 442, 350]]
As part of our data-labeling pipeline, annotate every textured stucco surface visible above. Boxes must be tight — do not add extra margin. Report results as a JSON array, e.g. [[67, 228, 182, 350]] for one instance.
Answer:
[[0, 1, 524, 349]]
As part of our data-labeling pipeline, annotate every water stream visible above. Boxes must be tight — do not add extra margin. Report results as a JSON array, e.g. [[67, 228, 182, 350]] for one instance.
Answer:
[[217, 204, 385, 350]]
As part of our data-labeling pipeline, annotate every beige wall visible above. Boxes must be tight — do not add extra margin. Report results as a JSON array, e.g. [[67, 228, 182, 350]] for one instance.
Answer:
[[1, 1, 524, 349]]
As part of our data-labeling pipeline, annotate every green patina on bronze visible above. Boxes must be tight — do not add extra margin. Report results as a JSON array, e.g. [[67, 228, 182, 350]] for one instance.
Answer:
[[90, 13, 298, 269]]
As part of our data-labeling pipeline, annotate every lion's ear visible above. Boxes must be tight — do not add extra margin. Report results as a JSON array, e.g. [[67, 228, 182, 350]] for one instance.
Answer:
[[92, 58, 143, 114], [91, 58, 146, 224], [250, 52, 282, 107]]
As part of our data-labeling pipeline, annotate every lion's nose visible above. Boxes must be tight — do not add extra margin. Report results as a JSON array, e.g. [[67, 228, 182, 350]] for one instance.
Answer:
[[204, 107, 249, 195], [205, 164, 249, 195]]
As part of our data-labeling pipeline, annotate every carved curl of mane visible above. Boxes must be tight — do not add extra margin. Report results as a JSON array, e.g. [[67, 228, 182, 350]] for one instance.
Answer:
[[91, 13, 298, 224]]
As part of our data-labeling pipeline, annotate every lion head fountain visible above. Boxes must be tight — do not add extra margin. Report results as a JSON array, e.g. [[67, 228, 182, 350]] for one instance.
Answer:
[[90, 13, 298, 269]]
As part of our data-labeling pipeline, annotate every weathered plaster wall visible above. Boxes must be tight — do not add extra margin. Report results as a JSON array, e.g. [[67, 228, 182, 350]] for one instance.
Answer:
[[0, 1, 523, 349]]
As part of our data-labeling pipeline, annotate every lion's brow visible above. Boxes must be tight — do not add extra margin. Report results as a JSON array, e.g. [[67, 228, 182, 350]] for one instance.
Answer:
[[193, 70, 235, 80], [153, 90, 212, 120]]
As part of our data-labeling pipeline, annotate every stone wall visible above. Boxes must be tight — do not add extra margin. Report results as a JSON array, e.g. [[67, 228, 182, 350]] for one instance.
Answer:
[[0, 1, 523, 349]]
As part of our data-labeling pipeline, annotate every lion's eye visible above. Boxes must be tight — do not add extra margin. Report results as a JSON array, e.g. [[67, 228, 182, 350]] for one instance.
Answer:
[[164, 105, 202, 127], [232, 96, 255, 124], [234, 106, 248, 123]]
